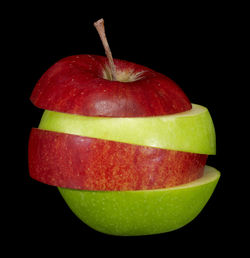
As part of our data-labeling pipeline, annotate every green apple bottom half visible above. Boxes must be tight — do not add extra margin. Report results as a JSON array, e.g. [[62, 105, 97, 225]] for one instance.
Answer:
[[28, 20, 220, 236], [37, 106, 219, 236], [31, 104, 219, 236]]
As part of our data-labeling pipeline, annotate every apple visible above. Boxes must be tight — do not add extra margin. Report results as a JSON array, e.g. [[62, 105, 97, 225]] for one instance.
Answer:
[[38, 103, 216, 154], [58, 165, 220, 236], [28, 18, 220, 235], [30, 54, 192, 117], [29, 128, 207, 191]]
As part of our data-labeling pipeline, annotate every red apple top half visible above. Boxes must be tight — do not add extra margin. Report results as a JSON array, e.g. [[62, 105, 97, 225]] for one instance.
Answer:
[[30, 54, 192, 117], [30, 18, 191, 118]]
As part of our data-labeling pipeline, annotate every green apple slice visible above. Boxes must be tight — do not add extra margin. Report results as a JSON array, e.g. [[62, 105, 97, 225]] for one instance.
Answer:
[[58, 165, 220, 236], [39, 103, 216, 154]]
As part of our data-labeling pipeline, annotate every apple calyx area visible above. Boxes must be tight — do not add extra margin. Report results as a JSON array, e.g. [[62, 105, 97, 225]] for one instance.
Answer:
[[102, 63, 145, 82], [30, 54, 192, 117], [28, 128, 207, 191]]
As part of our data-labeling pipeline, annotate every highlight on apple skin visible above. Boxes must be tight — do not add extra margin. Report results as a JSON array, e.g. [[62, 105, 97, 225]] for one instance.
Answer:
[[58, 166, 220, 236]]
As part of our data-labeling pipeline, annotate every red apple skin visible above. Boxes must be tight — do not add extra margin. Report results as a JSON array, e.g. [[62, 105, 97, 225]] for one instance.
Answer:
[[30, 55, 191, 117], [28, 128, 207, 191]]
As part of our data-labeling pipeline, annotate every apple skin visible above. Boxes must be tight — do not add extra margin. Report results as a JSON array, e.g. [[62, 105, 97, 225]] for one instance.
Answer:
[[30, 55, 192, 117], [39, 104, 216, 154], [58, 165, 220, 236], [28, 128, 207, 191]]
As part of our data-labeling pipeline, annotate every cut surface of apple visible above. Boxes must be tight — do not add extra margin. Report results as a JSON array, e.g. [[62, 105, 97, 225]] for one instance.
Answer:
[[29, 128, 207, 191], [58, 165, 220, 236], [39, 103, 216, 154]]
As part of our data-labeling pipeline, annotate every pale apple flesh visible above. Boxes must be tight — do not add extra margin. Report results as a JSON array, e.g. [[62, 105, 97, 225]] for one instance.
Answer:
[[58, 165, 220, 236], [38, 104, 216, 155], [29, 128, 207, 191]]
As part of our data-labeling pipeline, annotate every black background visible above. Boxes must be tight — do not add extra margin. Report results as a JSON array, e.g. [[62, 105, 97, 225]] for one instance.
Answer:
[[6, 1, 246, 255]]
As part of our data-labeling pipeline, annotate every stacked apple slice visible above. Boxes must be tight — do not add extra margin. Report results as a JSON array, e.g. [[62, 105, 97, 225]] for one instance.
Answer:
[[28, 20, 220, 236]]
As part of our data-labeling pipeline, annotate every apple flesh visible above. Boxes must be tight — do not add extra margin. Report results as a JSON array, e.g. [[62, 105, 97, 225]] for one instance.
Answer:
[[30, 55, 192, 117], [39, 104, 216, 155], [28, 128, 207, 191], [58, 165, 220, 236]]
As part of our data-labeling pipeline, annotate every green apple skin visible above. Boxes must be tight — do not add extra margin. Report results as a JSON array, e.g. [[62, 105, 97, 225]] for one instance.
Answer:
[[58, 165, 220, 236], [39, 104, 215, 155]]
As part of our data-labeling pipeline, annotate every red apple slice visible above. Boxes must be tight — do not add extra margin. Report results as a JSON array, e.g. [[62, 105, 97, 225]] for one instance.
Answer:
[[28, 128, 207, 191], [30, 55, 191, 117]]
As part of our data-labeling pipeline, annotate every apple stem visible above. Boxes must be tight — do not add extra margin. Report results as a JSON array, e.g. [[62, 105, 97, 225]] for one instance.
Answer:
[[94, 18, 118, 81]]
